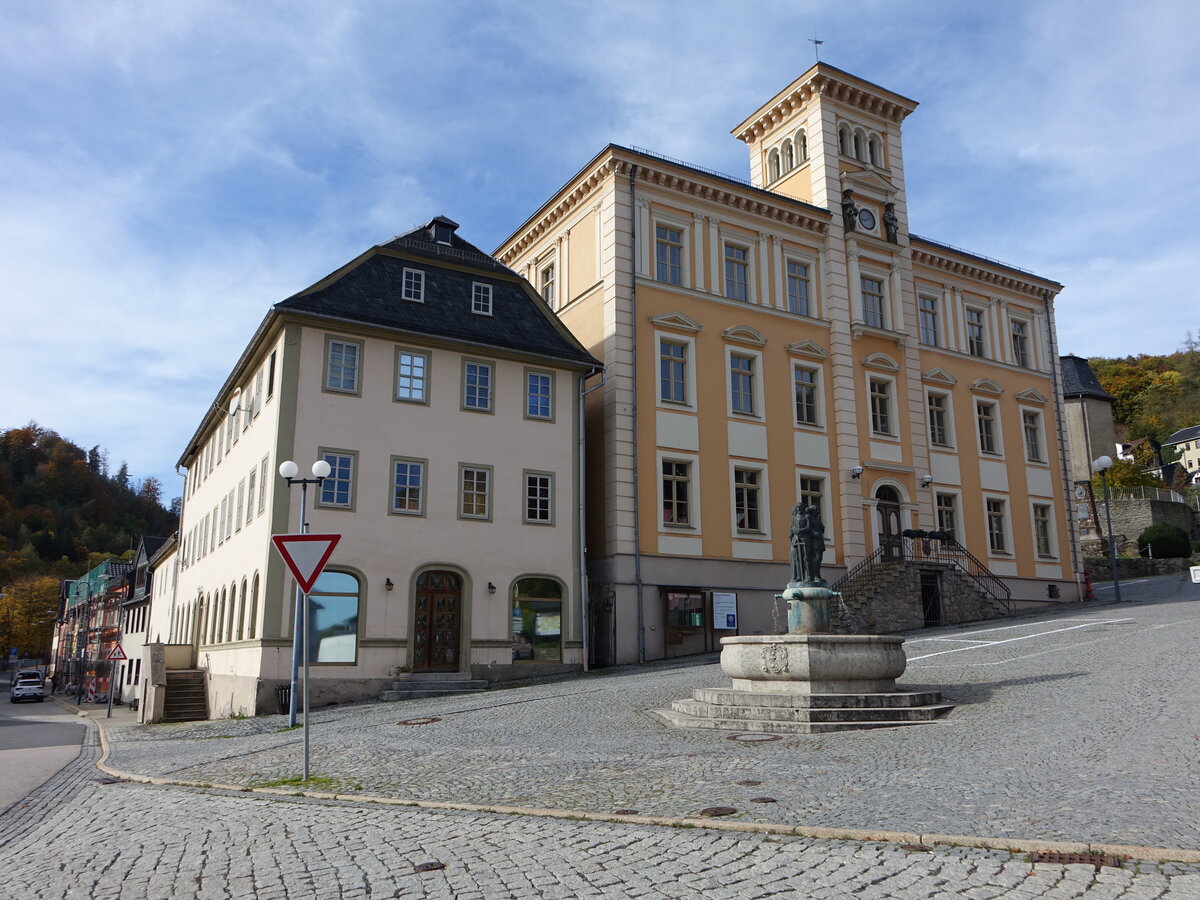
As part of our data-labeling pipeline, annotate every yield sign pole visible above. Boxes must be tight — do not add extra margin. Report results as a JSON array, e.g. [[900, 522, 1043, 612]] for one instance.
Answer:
[[272, 533, 340, 780], [106, 644, 127, 719]]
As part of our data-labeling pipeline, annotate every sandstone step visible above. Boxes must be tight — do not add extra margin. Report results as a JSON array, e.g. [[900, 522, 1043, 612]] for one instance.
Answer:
[[672, 698, 953, 724], [649, 706, 939, 734], [692, 688, 943, 709], [390, 672, 477, 682], [380, 679, 488, 702]]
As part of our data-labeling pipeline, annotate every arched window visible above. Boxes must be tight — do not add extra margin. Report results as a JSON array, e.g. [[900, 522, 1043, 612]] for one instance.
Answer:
[[227, 581, 237, 642], [853, 131, 864, 161], [868, 136, 881, 167], [308, 570, 360, 664], [767, 149, 780, 182], [248, 573, 259, 640], [838, 125, 850, 156], [511, 577, 564, 663], [797, 130, 808, 161], [206, 592, 215, 644], [782, 140, 794, 172], [237, 578, 247, 640], [217, 588, 227, 643]]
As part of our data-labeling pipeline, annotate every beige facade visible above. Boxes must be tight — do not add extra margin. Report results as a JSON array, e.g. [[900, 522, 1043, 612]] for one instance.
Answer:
[[497, 64, 1078, 665], [167, 220, 597, 716]]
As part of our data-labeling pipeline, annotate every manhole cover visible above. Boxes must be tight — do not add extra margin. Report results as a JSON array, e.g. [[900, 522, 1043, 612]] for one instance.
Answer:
[[748, 797, 776, 803], [734, 780, 763, 786], [698, 807, 737, 817], [1030, 852, 1123, 870], [397, 717, 442, 726], [614, 809, 639, 815], [726, 733, 781, 742], [414, 861, 446, 872]]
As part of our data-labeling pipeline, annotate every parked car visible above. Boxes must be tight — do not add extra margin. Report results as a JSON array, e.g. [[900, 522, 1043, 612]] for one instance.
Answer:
[[10, 676, 45, 703], [10, 668, 43, 686]]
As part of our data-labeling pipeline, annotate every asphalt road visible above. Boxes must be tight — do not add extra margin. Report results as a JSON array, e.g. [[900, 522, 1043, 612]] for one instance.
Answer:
[[0, 683, 86, 815]]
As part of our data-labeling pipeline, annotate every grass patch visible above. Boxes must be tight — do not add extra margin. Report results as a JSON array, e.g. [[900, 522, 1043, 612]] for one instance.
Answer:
[[199, 735, 234, 740], [274, 724, 302, 733], [249, 774, 338, 790]]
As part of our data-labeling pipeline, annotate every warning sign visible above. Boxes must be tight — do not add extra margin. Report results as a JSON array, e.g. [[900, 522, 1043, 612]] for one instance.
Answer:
[[272, 533, 342, 593]]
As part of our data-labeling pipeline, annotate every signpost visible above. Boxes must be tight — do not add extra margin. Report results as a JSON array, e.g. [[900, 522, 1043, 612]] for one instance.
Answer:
[[106, 644, 127, 718], [272, 533, 341, 780]]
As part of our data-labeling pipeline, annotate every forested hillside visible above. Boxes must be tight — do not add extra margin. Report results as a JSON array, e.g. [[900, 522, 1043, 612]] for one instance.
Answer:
[[1089, 333, 1200, 454], [0, 423, 178, 586]]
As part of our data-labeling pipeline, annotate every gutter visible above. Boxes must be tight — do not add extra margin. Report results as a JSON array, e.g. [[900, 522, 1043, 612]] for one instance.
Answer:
[[628, 164, 646, 664], [578, 367, 606, 671]]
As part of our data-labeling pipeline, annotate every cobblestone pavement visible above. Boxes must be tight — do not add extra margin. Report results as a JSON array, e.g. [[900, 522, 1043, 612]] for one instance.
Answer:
[[2, 724, 1199, 898], [2, 576, 1198, 897]]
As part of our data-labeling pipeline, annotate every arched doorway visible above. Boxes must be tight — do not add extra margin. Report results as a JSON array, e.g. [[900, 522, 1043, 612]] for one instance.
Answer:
[[876, 485, 902, 559], [413, 570, 462, 672]]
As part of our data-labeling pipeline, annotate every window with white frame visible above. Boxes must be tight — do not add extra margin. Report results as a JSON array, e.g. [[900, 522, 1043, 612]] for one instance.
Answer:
[[986, 498, 1008, 553], [463, 360, 493, 412], [258, 457, 269, 513], [936, 493, 957, 540], [235, 479, 245, 532], [1023, 410, 1044, 462], [1011, 318, 1031, 368], [402, 268, 425, 302], [254, 370, 263, 417], [524, 471, 553, 524], [799, 476, 823, 516], [325, 337, 361, 394], [246, 468, 256, 525], [786, 260, 811, 315], [733, 468, 762, 532], [724, 243, 749, 302], [928, 392, 951, 447], [655, 225, 683, 285], [662, 460, 691, 526], [318, 451, 355, 509], [539, 262, 556, 306], [1033, 503, 1054, 557], [794, 365, 819, 426], [870, 378, 892, 435], [966, 308, 987, 358], [459, 465, 491, 520], [861, 276, 886, 328], [395, 349, 429, 403], [659, 338, 688, 404], [976, 401, 999, 455], [472, 283, 493, 315], [918, 294, 939, 346], [219, 497, 228, 544], [526, 370, 553, 420], [391, 457, 425, 516], [729, 353, 756, 416]]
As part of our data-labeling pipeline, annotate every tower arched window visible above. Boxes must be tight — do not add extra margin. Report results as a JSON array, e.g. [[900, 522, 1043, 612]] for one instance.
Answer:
[[782, 140, 793, 172], [853, 131, 865, 161], [868, 135, 881, 167], [838, 125, 850, 156], [797, 130, 808, 161], [767, 149, 780, 182]]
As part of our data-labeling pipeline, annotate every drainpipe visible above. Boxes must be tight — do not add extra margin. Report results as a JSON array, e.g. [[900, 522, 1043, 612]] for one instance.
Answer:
[[628, 164, 646, 664], [578, 366, 605, 672], [171, 464, 188, 643], [1043, 290, 1083, 600]]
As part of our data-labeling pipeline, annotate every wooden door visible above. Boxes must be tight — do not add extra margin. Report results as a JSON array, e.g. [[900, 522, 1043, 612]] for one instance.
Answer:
[[876, 486, 902, 559], [413, 571, 462, 672]]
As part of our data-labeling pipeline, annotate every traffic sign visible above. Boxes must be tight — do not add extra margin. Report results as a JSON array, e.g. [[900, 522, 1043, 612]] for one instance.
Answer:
[[107, 644, 128, 661], [272, 533, 342, 593]]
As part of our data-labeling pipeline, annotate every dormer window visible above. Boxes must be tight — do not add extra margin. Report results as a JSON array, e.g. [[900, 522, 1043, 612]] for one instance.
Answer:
[[402, 268, 425, 302], [428, 216, 459, 245], [472, 282, 493, 316]]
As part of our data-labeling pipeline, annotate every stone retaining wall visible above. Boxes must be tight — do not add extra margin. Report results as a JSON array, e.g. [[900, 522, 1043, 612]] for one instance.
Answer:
[[1083, 556, 1194, 581]]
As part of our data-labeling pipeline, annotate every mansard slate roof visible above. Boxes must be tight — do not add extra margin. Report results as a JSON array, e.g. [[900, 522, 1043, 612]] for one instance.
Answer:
[[1059, 354, 1114, 401], [1164, 424, 1200, 446], [276, 218, 598, 369]]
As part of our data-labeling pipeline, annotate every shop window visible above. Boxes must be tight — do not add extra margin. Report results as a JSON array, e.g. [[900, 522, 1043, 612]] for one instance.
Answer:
[[512, 578, 562, 662]]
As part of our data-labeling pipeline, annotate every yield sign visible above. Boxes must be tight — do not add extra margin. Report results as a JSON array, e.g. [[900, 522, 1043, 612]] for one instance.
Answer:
[[107, 644, 128, 661], [272, 533, 342, 593]]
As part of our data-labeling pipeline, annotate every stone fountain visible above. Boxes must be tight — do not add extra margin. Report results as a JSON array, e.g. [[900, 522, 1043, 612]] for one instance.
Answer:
[[652, 503, 952, 733]]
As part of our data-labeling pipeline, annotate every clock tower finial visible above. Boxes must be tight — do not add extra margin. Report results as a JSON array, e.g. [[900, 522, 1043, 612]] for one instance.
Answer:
[[809, 38, 824, 62]]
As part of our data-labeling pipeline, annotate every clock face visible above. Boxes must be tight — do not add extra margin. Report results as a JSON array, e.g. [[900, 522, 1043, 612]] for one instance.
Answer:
[[858, 208, 876, 230]]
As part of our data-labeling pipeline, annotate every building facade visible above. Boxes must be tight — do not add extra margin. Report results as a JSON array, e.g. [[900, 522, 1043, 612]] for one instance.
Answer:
[[168, 218, 598, 716], [496, 64, 1078, 665]]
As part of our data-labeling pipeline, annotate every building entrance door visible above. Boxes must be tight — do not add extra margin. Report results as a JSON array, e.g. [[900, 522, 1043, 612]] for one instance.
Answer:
[[920, 570, 943, 627], [876, 486, 902, 559], [413, 571, 462, 672]]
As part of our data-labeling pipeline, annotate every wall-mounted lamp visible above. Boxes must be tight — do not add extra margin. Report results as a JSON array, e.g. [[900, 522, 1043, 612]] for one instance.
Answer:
[[921, 474, 935, 487], [385, 578, 394, 591], [851, 465, 864, 479], [487, 582, 496, 594]]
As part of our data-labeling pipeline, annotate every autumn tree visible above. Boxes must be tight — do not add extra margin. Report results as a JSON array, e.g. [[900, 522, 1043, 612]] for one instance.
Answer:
[[0, 575, 60, 660]]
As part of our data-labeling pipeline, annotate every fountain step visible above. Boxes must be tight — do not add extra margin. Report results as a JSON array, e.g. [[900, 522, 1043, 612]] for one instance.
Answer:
[[671, 697, 954, 724], [649, 705, 949, 734], [692, 688, 943, 709]]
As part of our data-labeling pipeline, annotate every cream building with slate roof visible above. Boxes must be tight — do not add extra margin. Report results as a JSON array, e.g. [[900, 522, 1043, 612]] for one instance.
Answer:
[[167, 217, 598, 716], [497, 64, 1078, 665]]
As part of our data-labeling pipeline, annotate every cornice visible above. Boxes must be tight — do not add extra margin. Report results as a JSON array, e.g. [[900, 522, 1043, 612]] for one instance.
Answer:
[[910, 242, 1059, 299], [497, 158, 621, 264]]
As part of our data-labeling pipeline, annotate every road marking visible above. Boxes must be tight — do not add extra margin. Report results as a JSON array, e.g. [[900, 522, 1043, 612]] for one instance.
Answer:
[[917, 638, 996, 644], [906, 620, 1131, 661], [904, 616, 1131, 642], [1094, 580, 1148, 590]]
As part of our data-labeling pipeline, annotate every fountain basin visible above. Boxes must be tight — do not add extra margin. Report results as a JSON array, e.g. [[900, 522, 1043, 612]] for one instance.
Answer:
[[720, 634, 906, 694]]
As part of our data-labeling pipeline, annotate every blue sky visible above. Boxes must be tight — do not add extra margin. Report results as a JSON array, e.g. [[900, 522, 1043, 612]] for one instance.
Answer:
[[2, 0, 1197, 503]]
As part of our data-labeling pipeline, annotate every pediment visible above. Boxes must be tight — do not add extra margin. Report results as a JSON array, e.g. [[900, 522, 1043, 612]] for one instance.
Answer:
[[862, 352, 899, 372], [921, 367, 958, 386], [969, 378, 1004, 396], [648, 311, 701, 333], [722, 325, 767, 347], [1015, 388, 1048, 405], [842, 168, 897, 200], [785, 339, 828, 360]]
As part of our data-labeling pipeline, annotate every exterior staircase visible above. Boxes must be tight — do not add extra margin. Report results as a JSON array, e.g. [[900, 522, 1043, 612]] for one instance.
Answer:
[[162, 669, 208, 722], [380, 672, 488, 702], [653, 687, 954, 734]]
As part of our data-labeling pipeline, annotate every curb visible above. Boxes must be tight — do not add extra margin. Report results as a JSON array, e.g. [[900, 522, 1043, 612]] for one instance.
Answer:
[[71, 704, 1200, 866]]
